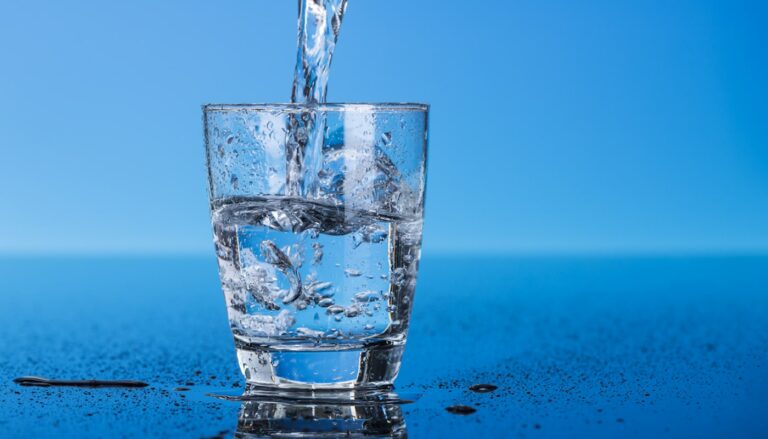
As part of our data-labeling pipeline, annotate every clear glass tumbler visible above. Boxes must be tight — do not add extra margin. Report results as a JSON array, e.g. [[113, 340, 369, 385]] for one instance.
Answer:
[[204, 103, 428, 389]]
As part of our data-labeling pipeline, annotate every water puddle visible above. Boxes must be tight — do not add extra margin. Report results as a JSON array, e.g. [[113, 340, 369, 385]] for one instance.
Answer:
[[13, 376, 149, 388]]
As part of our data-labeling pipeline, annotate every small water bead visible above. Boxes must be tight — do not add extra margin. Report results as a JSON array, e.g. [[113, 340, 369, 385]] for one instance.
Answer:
[[334, 315, 343, 322], [446, 405, 476, 415], [227, 135, 235, 144], [402, 296, 410, 304], [296, 301, 308, 310], [469, 384, 498, 393], [318, 298, 334, 307], [364, 324, 374, 330]]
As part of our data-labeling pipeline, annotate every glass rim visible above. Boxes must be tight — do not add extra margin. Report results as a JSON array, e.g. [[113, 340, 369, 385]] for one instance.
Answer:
[[203, 102, 429, 113]]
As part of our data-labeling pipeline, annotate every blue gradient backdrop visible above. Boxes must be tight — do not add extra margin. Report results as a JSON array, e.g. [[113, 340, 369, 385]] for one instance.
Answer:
[[1, 0, 767, 254]]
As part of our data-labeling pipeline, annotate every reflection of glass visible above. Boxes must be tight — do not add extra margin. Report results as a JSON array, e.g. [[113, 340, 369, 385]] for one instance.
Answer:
[[236, 400, 407, 438], [204, 103, 429, 389]]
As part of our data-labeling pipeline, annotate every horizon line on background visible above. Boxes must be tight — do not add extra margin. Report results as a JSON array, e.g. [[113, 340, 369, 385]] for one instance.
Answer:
[[1, 247, 768, 259]]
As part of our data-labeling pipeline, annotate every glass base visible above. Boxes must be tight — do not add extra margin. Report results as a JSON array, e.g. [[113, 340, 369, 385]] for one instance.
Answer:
[[237, 399, 407, 438], [235, 340, 405, 390]]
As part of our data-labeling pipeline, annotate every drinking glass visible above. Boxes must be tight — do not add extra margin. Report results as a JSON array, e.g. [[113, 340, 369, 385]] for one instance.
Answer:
[[203, 103, 428, 389]]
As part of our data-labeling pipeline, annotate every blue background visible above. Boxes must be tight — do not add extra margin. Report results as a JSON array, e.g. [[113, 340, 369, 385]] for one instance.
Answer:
[[1, 0, 767, 254], [2, 3, 768, 437]]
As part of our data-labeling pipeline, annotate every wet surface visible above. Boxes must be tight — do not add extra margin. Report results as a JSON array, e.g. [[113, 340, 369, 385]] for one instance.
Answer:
[[1, 255, 767, 437]]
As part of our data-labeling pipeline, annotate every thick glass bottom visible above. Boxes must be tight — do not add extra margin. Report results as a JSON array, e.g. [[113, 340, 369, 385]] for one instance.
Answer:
[[237, 399, 407, 438], [235, 340, 405, 390]]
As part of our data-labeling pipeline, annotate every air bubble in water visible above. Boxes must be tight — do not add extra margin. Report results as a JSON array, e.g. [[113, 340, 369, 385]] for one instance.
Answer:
[[354, 290, 380, 302], [312, 242, 323, 264], [326, 305, 345, 314], [344, 305, 360, 318], [344, 268, 362, 277], [296, 327, 323, 338]]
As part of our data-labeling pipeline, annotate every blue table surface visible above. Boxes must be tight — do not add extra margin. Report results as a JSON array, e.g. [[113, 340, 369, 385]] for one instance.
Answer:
[[1, 255, 766, 438]]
